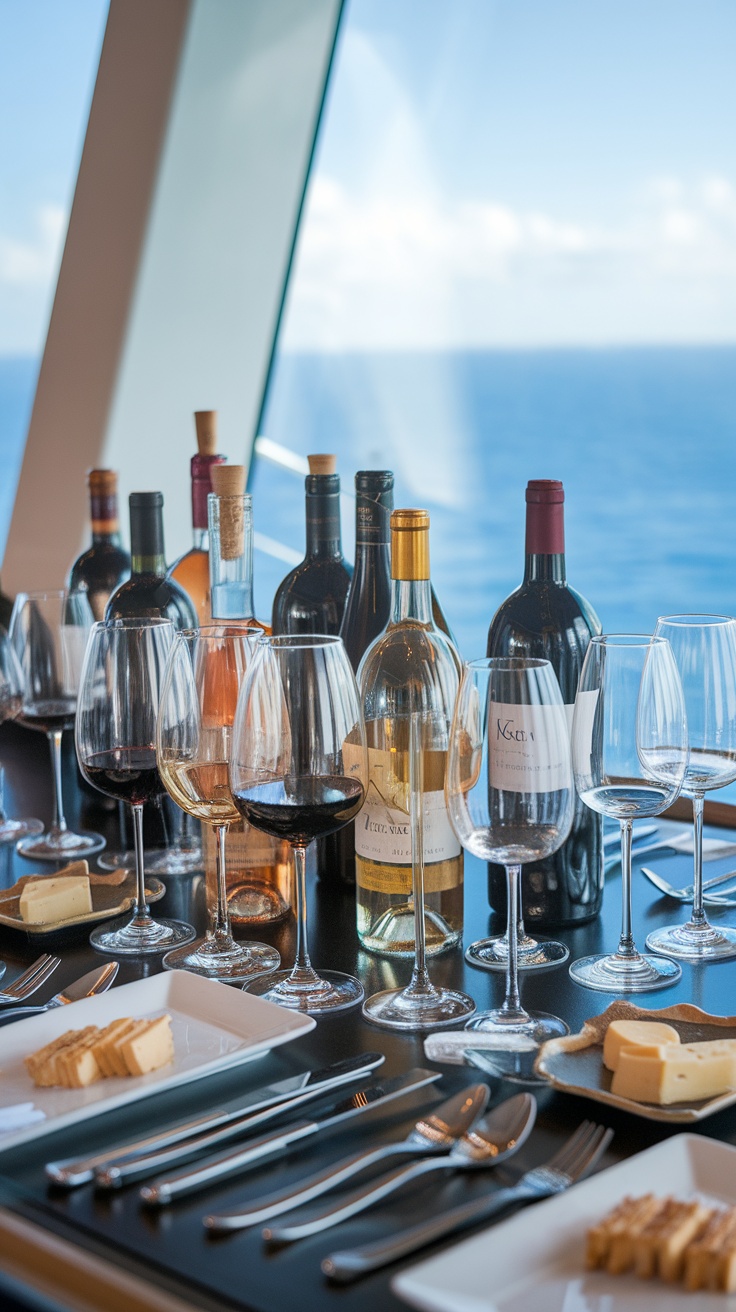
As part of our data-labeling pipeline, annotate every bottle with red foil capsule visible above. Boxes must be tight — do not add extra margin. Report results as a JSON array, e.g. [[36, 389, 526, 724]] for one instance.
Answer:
[[168, 411, 225, 624], [486, 479, 603, 927], [68, 470, 131, 621]]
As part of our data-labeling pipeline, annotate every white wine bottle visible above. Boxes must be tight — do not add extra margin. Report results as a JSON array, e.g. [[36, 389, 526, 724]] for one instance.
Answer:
[[356, 508, 463, 957]]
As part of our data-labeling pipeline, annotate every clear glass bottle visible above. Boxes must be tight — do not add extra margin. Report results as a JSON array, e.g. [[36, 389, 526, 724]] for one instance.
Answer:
[[68, 469, 130, 621], [207, 465, 268, 630], [356, 508, 464, 957], [168, 411, 225, 624], [105, 492, 198, 630], [271, 454, 352, 635]]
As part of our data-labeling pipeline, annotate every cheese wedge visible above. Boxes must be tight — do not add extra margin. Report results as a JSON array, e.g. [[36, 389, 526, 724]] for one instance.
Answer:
[[611, 1039, 736, 1105], [119, 1015, 174, 1076], [19, 874, 92, 924], [602, 1019, 681, 1072]]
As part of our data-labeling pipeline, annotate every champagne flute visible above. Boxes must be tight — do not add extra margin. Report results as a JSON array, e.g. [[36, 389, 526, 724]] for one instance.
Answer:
[[76, 618, 196, 954], [229, 634, 366, 1014], [570, 634, 688, 990], [156, 627, 280, 979], [647, 614, 736, 961], [0, 627, 43, 843], [447, 657, 573, 1041], [10, 590, 104, 859]]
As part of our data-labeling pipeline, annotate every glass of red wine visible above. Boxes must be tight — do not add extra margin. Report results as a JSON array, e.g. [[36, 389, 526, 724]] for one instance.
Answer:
[[229, 634, 367, 1013], [10, 590, 104, 859], [75, 618, 196, 955], [0, 626, 43, 844]]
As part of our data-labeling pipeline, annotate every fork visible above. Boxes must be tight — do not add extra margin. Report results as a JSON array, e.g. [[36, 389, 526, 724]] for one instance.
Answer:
[[641, 865, 736, 904], [0, 954, 60, 1004], [322, 1120, 613, 1284]]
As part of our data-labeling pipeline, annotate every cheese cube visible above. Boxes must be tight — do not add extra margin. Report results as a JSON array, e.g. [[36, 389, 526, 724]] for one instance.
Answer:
[[611, 1039, 736, 1105], [19, 875, 92, 925], [602, 1019, 681, 1072]]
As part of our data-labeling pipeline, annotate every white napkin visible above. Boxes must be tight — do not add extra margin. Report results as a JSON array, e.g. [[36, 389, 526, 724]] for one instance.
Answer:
[[0, 1102, 46, 1136]]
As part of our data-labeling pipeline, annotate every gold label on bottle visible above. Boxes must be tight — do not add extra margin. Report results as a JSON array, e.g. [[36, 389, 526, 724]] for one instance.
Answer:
[[356, 854, 461, 894]]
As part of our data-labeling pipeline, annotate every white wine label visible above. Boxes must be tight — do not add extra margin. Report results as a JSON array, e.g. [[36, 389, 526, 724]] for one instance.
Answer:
[[488, 701, 571, 794], [356, 855, 462, 895], [570, 689, 599, 774], [355, 786, 461, 865]]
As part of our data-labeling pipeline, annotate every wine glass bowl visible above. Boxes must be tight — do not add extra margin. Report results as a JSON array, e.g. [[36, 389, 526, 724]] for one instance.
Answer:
[[230, 634, 367, 1014], [0, 627, 44, 844], [570, 634, 688, 991]]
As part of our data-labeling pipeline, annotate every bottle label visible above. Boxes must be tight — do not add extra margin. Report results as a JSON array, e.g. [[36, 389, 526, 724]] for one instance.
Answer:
[[356, 851, 461, 894], [488, 701, 571, 793]]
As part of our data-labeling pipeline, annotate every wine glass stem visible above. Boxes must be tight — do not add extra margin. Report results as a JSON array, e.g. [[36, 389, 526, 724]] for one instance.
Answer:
[[500, 864, 528, 1022], [131, 802, 149, 918], [48, 731, 67, 834], [617, 818, 637, 957], [691, 794, 706, 924], [408, 712, 433, 996], [213, 823, 231, 938], [289, 843, 321, 987]]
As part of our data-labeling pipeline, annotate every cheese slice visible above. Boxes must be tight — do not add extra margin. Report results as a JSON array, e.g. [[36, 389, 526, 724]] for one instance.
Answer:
[[603, 1019, 681, 1072], [119, 1015, 174, 1076], [19, 874, 92, 924], [611, 1039, 736, 1105]]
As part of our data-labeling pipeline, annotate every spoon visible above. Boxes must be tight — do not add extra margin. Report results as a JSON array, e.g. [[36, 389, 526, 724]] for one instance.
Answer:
[[0, 962, 119, 1025], [641, 865, 736, 905], [261, 1092, 537, 1243], [203, 1083, 490, 1232]]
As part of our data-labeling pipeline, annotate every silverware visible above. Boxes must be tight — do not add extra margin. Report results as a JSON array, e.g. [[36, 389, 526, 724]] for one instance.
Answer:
[[47, 1051, 385, 1189], [323, 1119, 613, 1284], [140, 1067, 442, 1208], [261, 1092, 537, 1243], [0, 954, 60, 1005], [202, 1083, 490, 1231], [641, 865, 736, 904], [0, 961, 118, 1024], [605, 831, 736, 868]]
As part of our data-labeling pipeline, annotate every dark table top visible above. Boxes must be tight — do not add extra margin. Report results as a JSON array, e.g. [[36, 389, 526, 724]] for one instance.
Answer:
[[1, 720, 736, 1312]]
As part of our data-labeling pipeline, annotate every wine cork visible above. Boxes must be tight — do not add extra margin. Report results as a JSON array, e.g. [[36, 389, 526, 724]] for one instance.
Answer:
[[194, 411, 218, 456], [307, 454, 337, 476], [211, 465, 247, 559]]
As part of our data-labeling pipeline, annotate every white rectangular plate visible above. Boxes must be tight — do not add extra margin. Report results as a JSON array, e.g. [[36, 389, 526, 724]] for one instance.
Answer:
[[0, 970, 315, 1153], [393, 1134, 736, 1312]]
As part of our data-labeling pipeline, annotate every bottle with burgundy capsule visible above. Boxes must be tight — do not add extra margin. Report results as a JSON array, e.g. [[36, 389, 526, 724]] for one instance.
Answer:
[[168, 410, 225, 623], [271, 454, 352, 635], [68, 470, 130, 621], [486, 479, 603, 927]]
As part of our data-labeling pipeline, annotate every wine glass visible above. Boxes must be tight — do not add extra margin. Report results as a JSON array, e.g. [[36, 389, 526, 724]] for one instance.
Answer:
[[10, 590, 104, 859], [229, 634, 366, 1013], [76, 618, 196, 955], [570, 634, 688, 990], [0, 627, 43, 844], [646, 614, 736, 961], [447, 657, 573, 1041], [156, 627, 280, 980]]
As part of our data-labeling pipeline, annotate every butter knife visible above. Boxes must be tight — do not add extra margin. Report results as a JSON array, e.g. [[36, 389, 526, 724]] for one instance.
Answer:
[[46, 1051, 384, 1188]]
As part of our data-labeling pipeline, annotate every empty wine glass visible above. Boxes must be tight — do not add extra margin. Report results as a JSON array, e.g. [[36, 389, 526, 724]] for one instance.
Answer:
[[646, 614, 736, 961], [10, 590, 104, 859], [76, 618, 196, 954], [156, 627, 280, 980], [230, 634, 366, 1014], [570, 634, 688, 991], [0, 627, 43, 844], [447, 657, 573, 1041]]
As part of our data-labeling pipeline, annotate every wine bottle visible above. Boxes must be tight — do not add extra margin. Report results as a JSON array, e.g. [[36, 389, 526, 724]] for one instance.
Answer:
[[208, 464, 268, 630], [105, 492, 198, 629], [356, 508, 463, 957], [68, 470, 131, 621], [486, 478, 603, 927], [271, 454, 352, 635], [168, 411, 225, 624]]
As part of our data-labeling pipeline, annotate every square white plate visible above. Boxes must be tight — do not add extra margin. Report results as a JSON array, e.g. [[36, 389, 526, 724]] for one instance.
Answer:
[[0, 970, 315, 1153], [393, 1134, 736, 1312]]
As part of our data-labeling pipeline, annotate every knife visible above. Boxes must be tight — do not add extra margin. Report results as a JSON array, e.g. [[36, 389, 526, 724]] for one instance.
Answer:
[[139, 1067, 441, 1207], [46, 1051, 385, 1189]]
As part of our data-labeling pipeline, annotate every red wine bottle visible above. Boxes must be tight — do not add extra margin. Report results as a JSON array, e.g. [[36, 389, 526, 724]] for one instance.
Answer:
[[105, 492, 198, 630], [271, 455, 352, 635], [68, 470, 131, 621], [486, 479, 603, 927]]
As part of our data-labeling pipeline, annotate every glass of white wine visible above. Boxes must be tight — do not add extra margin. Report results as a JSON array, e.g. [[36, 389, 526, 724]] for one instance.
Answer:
[[156, 627, 280, 980]]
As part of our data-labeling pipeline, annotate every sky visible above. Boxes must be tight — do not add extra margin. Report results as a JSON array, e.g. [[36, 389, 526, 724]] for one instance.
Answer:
[[1, 0, 736, 356]]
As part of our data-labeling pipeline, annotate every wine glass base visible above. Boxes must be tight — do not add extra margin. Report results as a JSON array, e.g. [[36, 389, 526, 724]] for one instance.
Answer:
[[162, 937, 280, 981], [17, 829, 106, 861], [245, 968, 364, 1015], [569, 951, 682, 992], [0, 818, 43, 845], [362, 986, 476, 1032], [90, 915, 196, 956], [98, 849, 166, 873], [646, 922, 736, 962], [465, 1009, 569, 1044], [465, 935, 569, 973]]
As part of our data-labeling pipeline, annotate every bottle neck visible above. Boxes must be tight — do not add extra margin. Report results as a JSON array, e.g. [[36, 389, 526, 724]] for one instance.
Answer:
[[192, 453, 224, 534], [130, 503, 166, 577], [305, 489, 342, 559], [390, 578, 433, 625], [192, 527, 209, 552], [208, 492, 255, 620], [90, 493, 122, 546], [524, 553, 566, 583], [524, 496, 566, 584]]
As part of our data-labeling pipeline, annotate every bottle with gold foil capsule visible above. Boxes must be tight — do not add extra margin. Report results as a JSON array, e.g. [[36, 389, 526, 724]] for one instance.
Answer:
[[167, 411, 225, 623], [68, 470, 131, 621], [356, 508, 464, 957]]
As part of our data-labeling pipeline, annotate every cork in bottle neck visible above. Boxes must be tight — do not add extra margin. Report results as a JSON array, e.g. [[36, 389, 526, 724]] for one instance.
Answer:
[[210, 466, 250, 560], [391, 508, 430, 580], [194, 411, 218, 456]]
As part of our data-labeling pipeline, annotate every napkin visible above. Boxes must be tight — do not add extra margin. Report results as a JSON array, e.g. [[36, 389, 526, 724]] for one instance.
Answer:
[[0, 1102, 46, 1136]]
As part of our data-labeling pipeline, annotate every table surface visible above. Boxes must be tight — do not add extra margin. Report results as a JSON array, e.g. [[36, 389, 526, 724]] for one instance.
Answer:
[[1, 721, 736, 1312]]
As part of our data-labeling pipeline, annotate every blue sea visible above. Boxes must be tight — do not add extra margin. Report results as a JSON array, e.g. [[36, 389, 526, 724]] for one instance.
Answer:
[[2, 346, 735, 664]]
